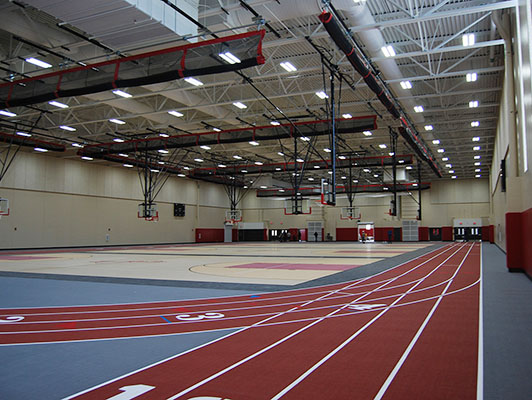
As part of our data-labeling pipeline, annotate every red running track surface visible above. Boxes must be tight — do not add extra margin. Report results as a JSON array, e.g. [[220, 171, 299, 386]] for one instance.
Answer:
[[1, 242, 481, 399]]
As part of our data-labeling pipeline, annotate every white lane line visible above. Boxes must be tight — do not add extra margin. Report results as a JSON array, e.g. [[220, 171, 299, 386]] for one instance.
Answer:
[[270, 243, 473, 399], [373, 243, 476, 399], [1, 243, 456, 313], [477, 242, 483, 400], [61, 265, 390, 399], [165, 244, 466, 400]]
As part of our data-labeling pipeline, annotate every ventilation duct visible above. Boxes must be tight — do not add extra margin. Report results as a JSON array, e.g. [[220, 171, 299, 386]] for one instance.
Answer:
[[0, 30, 265, 108]]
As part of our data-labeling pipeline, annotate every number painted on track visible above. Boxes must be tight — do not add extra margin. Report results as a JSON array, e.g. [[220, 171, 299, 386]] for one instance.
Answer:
[[106, 384, 155, 400], [0, 316, 24, 323], [176, 312, 224, 321]]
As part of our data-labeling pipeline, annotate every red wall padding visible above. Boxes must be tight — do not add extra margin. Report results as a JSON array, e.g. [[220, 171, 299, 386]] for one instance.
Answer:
[[374, 227, 388, 241], [418, 226, 429, 241], [441, 226, 453, 241], [481, 226, 490, 241], [232, 229, 238, 242], [522, 208, 532, 277], [506, 212, 523, 272], [489, 225, 494, 243], [195, 228, 224, 243], [336, 228, 358, 241]]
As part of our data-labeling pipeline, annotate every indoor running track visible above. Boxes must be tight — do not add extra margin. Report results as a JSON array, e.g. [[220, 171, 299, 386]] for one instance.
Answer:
[[0, 242, 482, 399]]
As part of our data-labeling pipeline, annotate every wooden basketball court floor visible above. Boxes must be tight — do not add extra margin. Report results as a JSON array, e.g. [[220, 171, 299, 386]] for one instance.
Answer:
[[1, 241, 531, 399]]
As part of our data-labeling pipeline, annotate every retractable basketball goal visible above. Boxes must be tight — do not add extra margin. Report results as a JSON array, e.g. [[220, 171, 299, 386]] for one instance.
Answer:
[[0, 198, 9, 220], [340, 206, 361, 220], [138, 203, 158, 222], [225, 210, 242, 224]]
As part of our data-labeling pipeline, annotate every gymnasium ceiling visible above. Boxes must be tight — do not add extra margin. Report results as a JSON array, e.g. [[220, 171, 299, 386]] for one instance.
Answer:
[[0, 0, 514, 195]]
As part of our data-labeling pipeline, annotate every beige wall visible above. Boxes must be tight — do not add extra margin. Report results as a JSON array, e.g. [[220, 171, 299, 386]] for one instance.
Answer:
[[0, 151, 230, 248]]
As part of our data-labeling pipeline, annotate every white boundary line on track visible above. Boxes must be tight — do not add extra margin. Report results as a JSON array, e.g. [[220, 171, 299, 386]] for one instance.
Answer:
[[0, 277, 481, 347], [477, 242, 484, 400], [61, 263, 390, 399], [373, 243, 477, 399], [1, 245, 460, 342], [269, 242, 475, 399], [0, 243, 451, 311], [164, 244, 468, 400]]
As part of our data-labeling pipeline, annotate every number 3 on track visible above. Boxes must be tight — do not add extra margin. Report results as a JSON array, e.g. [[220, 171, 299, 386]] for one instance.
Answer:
[[176, 312, 224, 321]]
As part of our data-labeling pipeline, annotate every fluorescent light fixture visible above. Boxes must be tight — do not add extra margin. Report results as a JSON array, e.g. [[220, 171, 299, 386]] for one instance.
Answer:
[[466, 72, 478, 82], [194, 158, 203, 162], [324, 148, 331, 153], [379, 144, 387, 149], [475, 169, 481, 172], [363, 168, 371, 172], [112, 89, 132, 98], [72, 143, 83, 148], [406, 166, 413, 170], [123, 164, 134, 168], [451, 175, 457, 179], [158, 161, 165, 165], [315, 91, 328, 99], [412, 183, 418, 187], [462, 33, 475, 46], [353, 179, 359, 183], [471, 121, 480, 127], [342, 113, 352, 119], [184, 77, 203, 86], [280, 61, 297, 72], [150, 169, 160, 173], [338, 155, 346, 160], [34, 147, 48, 152], [113, 138, 125, 143], [258, 185, 267, 189], [469, 100, 479, 108], [255, 161, 263, 165], [109, 118, 126, 124], [118, 153, 128, 157], [400, 80, 412, 89], [475, 174, 481, 178], [178, 173, 186, 177], [275, 167, 281, 171], [241, 169, 248, 173], [278, 152, 284, 156], [0, 110, 17, 117], [424, 125, 434, 131], [381, 45, 396, 57], [16, 131, 31, 137], [414, 105, 424, 113], [389, 152, 395, 156], [374, 174, 379, 178], [183, 166, 190, 170], [81, 156, 93, 160], [328, 171, 333, 174], [399, 159, 405, 164], [473, 146, 481, 151], [437, 148, 445, 153], [314, 165, 320, 169], [341, 176, 347, 179], [474, 155, 481, 159], [300, 136, 310, 141], [25, 57, 52, 68], [472, 136, 480, 141], [445, 164, 452, 168], [270, 121, 281, 126], [218, 164, 226, 168], [233, 102, 247, 109], [59, 125, 76, 131], [475, 162, 481, 166], [168, 110, 184, 117], [432, 139, 440, 145], [219, 51, 240, 64], [48, 100, 68, 108], [233, 155, 243, 160], [158, 149, 169, 154], [363, 131, 372, 136], [278, 189, 285, 192], [296, 158, 304, 162], [160, 133, 170, 138], [200, 145, 211, 150], [249, 141, 259, 146], [308, 177, 315, 181], [442, 157, 449, 161]]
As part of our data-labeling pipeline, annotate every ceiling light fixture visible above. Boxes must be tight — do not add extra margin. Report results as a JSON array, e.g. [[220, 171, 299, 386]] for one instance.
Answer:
[[414, 105, 424, 113], [471, 121, 480, 127], [112, 89, 132, 98], [249, 141, 259, 146], [34, 147, 48, 152], [0, 110, 17, 117], [472, 136, 480, 141], [270, 121, 281, 126], [424, 125, 433, 131], [109, 118, 126, 124], [113, 138, 125, 143], [381, 45, 396, 57], [466, 72, 478, 82], [168, 110, 184, 117], [233, 101, 247, 109], [324, 148, 331, 153], [200, 145, 211, 150], [473, 146, 481, 151], [123, 164, 134, 168], [233, 155, 243, 160], [400, 80, 412, 89], [342, 113, 352, 119], [469, 100, 479, 108], [81, 156, 93, 160], [280, 61, 297, 72], [25, 57, 52, 68], [316, 91, 328, 99], [462, 33, 475, 47], [212, 127, 221, 132], [16, 131, 31, 137], [432, 139, 440, 145], [218, 51, 241, 64], [59, 125, 76, 131], [48, 100, 68, 108], [184, 77, 203, 86], [379, 144, 387, 149], [194, 158, 203, 162], [363, 131, 372, 136]]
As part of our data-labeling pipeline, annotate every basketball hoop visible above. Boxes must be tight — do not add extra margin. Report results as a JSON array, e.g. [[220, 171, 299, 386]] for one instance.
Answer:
[[225, 210, 242, 224], [138, 203, 158, 221], [0, 198, 9, 220], [340, 206, 361, 220]]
